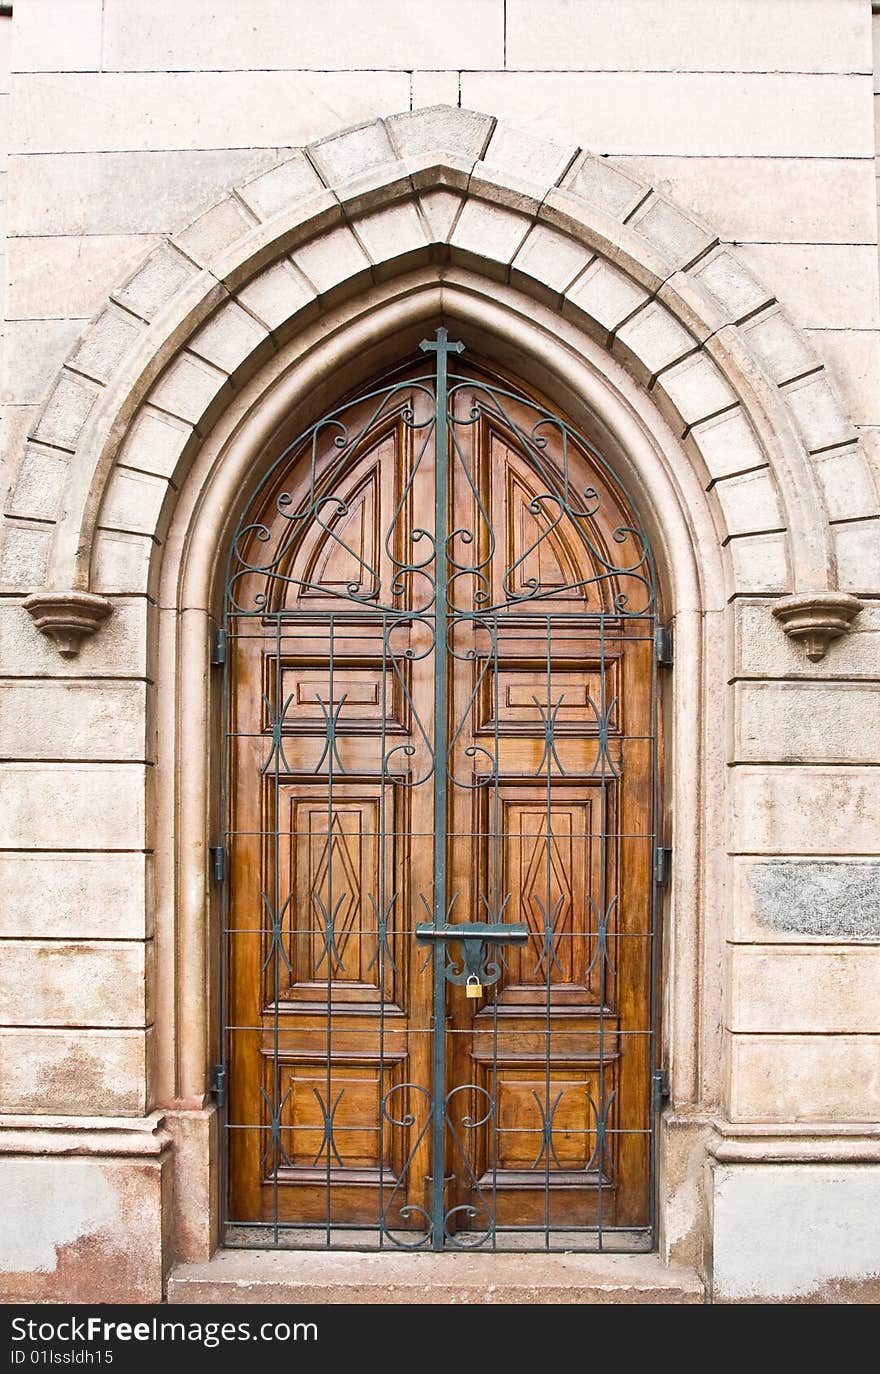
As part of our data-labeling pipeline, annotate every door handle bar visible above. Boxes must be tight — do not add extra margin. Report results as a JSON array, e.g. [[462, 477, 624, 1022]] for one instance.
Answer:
[[415, 921, 529, 944]]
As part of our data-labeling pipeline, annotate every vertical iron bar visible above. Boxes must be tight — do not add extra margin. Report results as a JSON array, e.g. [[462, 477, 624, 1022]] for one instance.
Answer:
[[649, 609, 660, 1246], [378, 613, 388, 1247], [272, 613, 282, 1245], [325, 614, 336, 1246], [219, 613, 231, 1241], [420, 327, 463, 1248], [597, 612, 607, 1250], [543, 614, 553, 1249]]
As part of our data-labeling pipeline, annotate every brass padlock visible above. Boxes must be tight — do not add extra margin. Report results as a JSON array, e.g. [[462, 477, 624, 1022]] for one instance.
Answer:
[[466, 974, 482, 999]]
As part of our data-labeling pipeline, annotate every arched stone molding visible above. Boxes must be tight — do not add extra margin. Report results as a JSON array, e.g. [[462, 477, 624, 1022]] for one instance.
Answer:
[[3, 105, 869, 658]]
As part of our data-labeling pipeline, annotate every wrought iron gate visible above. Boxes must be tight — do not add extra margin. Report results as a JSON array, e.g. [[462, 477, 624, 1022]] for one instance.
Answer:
[[220, 330, 661, 1251]]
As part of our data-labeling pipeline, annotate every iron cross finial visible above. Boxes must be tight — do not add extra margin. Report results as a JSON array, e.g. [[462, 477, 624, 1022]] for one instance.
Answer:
[[420, 325, 465, 358]]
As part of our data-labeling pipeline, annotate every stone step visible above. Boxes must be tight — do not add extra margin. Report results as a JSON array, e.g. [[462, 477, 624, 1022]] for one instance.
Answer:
[[167, 1249, 705, 1304]]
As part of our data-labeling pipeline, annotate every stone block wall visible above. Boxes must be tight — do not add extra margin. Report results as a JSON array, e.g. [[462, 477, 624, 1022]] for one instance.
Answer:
[[0, 0, 878, 1304]]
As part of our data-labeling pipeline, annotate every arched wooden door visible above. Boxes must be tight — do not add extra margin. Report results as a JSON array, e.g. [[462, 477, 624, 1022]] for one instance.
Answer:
[[222, 332, 661, 1250]]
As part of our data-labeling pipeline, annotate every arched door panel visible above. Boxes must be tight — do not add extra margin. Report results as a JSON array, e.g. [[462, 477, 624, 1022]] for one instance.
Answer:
[[223, 338, 660, 1249]]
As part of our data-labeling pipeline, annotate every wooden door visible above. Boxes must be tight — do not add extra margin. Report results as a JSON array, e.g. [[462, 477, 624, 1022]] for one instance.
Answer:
[[224, 350, 658, 1248]]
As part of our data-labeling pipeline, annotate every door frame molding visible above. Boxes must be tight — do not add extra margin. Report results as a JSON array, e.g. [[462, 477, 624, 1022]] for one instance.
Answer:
[[148, 267, 724, 1267]]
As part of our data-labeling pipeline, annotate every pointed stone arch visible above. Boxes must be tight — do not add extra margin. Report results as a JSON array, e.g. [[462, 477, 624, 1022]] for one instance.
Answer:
[[5, 104, 868, 658]]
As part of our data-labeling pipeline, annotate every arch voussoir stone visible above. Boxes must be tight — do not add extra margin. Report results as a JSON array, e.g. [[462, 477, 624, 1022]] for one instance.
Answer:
[[6, 104, 868, 660]]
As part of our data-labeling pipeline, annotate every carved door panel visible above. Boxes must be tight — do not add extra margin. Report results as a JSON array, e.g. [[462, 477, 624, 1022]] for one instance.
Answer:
[[227, 386, 438, 1237], [224, 348, 658, 1248]]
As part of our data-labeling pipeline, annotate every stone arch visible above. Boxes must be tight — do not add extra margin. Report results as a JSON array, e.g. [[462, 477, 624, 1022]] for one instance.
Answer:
[[6, 105, 868, 659]]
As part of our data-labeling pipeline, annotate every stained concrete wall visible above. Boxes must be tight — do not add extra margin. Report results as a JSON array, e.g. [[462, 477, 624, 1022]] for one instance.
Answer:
[[0, 0, 878, 1304]]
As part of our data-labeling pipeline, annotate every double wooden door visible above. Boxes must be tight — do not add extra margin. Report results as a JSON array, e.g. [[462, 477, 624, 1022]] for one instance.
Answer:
[[224, 349, 658, 1249]]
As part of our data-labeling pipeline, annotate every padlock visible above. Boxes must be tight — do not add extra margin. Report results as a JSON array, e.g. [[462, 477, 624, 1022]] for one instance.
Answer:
[[465, 974, 482, 999]]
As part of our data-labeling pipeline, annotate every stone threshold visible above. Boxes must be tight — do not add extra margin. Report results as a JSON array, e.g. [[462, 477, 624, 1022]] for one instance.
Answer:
[[167, 1248, 705, 1305]]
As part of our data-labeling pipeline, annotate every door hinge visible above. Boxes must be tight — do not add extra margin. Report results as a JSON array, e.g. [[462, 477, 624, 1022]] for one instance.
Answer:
[[654, 623, 673, 667], [211, 1063, 227, 1109], [210, 844, 226, 884], [652, 1068, 670, 1115], [211, 627, 227, 667], [654, 845, 672, 887]]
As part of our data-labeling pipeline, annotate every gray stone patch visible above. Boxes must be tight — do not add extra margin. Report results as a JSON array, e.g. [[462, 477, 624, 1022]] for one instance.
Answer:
[[749, 862, 880, 938]]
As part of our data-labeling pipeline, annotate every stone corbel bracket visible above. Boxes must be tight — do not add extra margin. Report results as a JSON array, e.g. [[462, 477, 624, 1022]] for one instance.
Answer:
[[21, 590, 113, 658], [772, 591, 863, 662]]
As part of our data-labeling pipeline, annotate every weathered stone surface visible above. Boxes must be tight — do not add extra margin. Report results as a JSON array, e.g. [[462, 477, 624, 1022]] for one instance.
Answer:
[[0, 681, 150, 762], [147, 352, 228, 425], [353, 201, 430, 270], [627, 194, 714, 270], [0, 522, 52, 589], [31, 372, 100, 450], [811, 443, 879, 523], [731, 766, 880, 855], [746, 862, 880, 940], [728, 1035, 880, 1121], [188, 300, 269, 373], [11, 0, 103, 73], [730, 947, 880, 1033], [833, 519, 880, 593], [0, 764, 148, 849], [10, 72, 411, 154], [168, 1249, 704, 1305], [450, 199, 532, 268], [102, 1, 504, 71], [236, 153, 324, 222], [410, 71, 461, 112], [0, 1027, 149, 1114], [809, 331, 880, 429], [728, 533, 789, 593], [479, 121, 574, 193], [386, 106, 494, 162], [734, 682, 880, 764], [689, 247, 772, 324], [512, 223, 594, 295], [655, 353, 738, 428], [100, 469, 170, 537], [118, 408, 194, 480], [0, 852, 151, 940], [739, 306, 816, 386], [0, 940, 152, 1029], [235, 259, 316, 332], [611, 155, 877, 246], [174, 196, 255, 267], [91, 530, 156, 596], [1, 319, 85, 404], [614, 300, 696, 379], [713, 1165, 880, 1303], [559, 152, 645, 220], [712, 469, 782, 538], [113, 243, 197, 322], [417, 189, 464, 243], [460, 72, 871, 157], [6, 445, 69, 521], [68, 305, 142, 385], [291, 225, 371, 295], [733, 599, 880, 679], [739, 243, 880, 331], [505, 0, 870, 73], [8, 149, 282, 235], [782, 371, 857, 453], [0, 596, 151, 678], [566, 258, 650, 333], [309, 120, 396, 187], [0, 1154, 167, 1303], [6, 235, 160, 320]]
